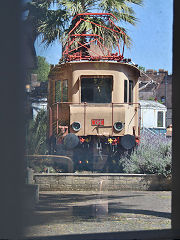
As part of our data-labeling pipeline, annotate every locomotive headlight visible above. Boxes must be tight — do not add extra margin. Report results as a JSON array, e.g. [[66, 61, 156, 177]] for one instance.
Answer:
[[114, 121, 124, 131], [72, 121, 81, 131]]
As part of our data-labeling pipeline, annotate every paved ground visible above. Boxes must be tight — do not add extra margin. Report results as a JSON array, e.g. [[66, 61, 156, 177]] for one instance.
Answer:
[[24, 191, 171, 238]]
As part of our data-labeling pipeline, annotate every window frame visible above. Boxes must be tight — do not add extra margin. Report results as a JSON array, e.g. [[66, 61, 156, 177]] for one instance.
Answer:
[[124, 79, 134, 104], [157, 111, 164, 128], [129, 80, 134, 104], [80, 75, 113, 103], [124, 80, 128, 103], [55, 79, 68, 103]]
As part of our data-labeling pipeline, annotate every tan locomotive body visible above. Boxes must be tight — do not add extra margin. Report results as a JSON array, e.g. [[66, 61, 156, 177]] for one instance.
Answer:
[[48, 61, 140, 171]]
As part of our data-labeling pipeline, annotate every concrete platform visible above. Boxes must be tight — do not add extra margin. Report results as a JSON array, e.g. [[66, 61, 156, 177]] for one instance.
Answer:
[[23, 191, 171, 239]]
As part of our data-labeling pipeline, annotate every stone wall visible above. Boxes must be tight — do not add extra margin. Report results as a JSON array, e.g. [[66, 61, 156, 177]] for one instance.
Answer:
[[34, 173, 171, 191], [23, 184, 39, 210]]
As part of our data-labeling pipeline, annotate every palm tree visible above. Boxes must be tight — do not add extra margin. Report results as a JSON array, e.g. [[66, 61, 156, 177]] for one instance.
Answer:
[[44, 0, 142, 45], [23, 0, 66, 68], [23, 0, 143, 62], [23, 1, 66, 44]]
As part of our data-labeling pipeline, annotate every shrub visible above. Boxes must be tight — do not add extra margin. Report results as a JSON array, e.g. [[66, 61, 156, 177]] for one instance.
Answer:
[[26, 109, 48, 155], [119, 132, 172, 177]]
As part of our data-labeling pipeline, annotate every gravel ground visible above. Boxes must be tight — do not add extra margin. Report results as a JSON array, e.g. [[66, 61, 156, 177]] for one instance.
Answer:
[[24, 191, 171, 238]]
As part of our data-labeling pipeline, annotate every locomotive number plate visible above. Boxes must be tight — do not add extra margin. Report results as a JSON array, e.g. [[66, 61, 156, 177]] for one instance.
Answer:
[[91, 119, 104, 126]]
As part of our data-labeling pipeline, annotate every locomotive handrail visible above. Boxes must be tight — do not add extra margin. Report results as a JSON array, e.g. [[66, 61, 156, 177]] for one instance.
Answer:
[[48, 102, 140, 138], [49, 102, 140, 106]]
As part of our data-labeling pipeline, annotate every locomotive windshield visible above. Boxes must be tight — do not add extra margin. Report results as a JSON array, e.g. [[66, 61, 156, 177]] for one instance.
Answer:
[[81, 76, 112, 103]]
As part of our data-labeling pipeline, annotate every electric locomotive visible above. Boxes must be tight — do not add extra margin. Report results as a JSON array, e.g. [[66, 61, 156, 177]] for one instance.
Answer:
[[48, 13, 140, 172]]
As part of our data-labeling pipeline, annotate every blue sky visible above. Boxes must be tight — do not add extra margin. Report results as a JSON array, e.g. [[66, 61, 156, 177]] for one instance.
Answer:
[[35, 0, 173, 74]]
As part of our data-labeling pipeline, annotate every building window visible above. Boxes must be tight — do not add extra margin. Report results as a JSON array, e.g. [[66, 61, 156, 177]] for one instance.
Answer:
[[81, 76, 112, 103], [129, 80, 133, 103], [55, 80, 68, 102], [161, 96, 165, 104], [157, 111, 163, 127], [124, 80, 128, 103]]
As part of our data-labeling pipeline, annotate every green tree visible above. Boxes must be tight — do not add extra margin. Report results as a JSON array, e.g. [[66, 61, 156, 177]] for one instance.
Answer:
[[32, 56, 50, 82], [138, 66, 146, 72]]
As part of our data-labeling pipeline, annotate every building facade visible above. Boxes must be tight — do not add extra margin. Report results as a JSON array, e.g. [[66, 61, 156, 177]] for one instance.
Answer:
[[139, 69, 172, 126]]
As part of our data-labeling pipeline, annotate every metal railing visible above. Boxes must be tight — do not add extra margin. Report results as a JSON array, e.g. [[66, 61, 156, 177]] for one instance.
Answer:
[[48, 102, 140, 138], [26, 155, 74, 173]]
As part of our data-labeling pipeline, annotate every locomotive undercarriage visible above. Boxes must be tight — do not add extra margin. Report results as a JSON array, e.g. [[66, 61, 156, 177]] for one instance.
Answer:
[[49, 135, 136, 172], [73, 135, 135, 172]]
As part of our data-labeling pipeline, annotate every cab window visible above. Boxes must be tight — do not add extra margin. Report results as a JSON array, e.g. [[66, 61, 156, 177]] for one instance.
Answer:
[[124, 80, 128, 103], [129, 80, 133, 103], [81, 76, 112, 103]]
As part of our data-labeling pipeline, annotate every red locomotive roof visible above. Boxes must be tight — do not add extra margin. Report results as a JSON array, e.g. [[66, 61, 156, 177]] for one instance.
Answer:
[[72, 13, 118, 21]]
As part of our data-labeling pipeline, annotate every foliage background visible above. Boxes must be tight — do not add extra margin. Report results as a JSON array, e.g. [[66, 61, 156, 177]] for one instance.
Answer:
[[32, 56, 50, 82], [26, 109, 48, 155], [119, 132, 172, 177]]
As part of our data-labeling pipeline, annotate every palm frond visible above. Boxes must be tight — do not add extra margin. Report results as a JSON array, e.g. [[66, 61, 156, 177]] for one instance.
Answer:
[[24, 0, 143, 50], [38, 9, 67, 46], [124, 0, 143, 6]]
